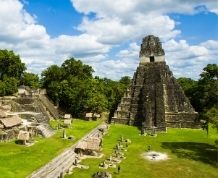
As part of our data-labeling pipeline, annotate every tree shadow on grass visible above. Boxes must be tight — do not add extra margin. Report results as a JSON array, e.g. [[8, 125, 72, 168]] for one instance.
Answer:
[[161, 142, 218, 167]]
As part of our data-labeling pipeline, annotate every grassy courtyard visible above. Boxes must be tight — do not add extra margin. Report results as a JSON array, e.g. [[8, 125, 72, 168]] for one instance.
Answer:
[[66, 124, 218, 178], [0, 119, 101, 178]]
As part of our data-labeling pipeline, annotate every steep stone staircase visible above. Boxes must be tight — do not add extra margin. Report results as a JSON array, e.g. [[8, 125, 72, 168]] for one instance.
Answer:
[[38, 95, 60, 119], [34, 99, 51, 122], [36, 124, 54, 138]]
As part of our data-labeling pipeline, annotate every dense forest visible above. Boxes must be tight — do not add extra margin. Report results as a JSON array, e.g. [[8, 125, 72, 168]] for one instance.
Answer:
[[177, 64, 218, 131], [41, 58, 131, 117], [0, 49, 217, 130]]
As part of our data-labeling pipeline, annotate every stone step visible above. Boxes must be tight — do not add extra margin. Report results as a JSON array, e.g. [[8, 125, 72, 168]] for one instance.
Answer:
[[37, 125, 54, 138], [38, 95, 59, 119]]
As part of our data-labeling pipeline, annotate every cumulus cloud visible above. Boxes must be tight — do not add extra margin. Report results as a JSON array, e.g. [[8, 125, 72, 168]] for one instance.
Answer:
[[72, 0, 218, 44], [72, 0, 218, 16], [164, 39, 218, 79], [70, 0, 218, 79], [90, 39, 218, 80], [52, 34, 109, 58], [78, 14, 179, 45], [0, 0, 110, 74], [0, 0, 217, 80]]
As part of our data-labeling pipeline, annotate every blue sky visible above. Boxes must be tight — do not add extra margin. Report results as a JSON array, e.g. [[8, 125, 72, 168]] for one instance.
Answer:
[[23, 0, 83, 37], [24, 1, 218, 43], [171, 12, 218, 44], [0, 0, 218, 79]]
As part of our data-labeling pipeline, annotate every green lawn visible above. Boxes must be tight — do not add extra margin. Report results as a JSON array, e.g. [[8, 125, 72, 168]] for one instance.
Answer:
[[66, 124, 218, 178], [0, 119, 101, 178]]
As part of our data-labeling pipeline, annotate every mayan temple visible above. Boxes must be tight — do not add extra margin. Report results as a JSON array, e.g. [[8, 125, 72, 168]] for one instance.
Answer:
[[112, 35, 198, 131]]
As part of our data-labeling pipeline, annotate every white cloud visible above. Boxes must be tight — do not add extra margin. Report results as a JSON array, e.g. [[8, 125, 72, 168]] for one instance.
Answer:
[[78, 14, 180, 45], [80, 42, 140, 79], [70, 0, 218, 79], [89, 39, 218, 80], [71, 0, 217, 46], [0, 0, 217, 81], [0, 0, 48, 42], [0, 0, 110, 75], [164, 39, 218, 79], [52, 34, 109, 57], [72, 0, 218, 16]]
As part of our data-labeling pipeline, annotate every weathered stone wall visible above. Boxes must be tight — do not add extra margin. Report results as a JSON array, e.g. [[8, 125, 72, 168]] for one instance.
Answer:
[[165, 112, 199, 128], [113, 62, 199, 130], [129, 62, 167, 130]]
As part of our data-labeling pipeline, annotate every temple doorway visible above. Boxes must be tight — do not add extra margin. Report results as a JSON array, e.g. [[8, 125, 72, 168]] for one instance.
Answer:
[[150, 56, 155, 62]]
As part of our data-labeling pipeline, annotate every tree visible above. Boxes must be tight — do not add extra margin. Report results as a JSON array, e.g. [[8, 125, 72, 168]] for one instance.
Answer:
[[3, 77, 19, 95], [0, 80, 6, 96], [41, 57, 130, 118], [197, 64, 218, 133], [206, 106, 218, 131], [84, 79, 108, 113], [177, 77, 197, 95], [198, 64, 218, 111], [119, 76, 131, 87], [177, 77, 199, 110], [41, 58, 96, 117], [200, 64, 218, 81], [0, 50, 26, 96], [22, 72, 40, 89], [61, 58, 94, 79], [41, 65, 64, 88], [0, 49, 26, 80]]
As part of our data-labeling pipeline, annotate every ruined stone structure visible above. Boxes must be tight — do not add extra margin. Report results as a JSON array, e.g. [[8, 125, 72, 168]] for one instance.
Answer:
[[112, 35, 198, 131], [0, 91, 57, 141]]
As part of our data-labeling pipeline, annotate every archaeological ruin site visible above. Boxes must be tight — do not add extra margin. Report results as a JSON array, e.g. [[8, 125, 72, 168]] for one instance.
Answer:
[[0, 88, 58, 143], [112, 35, 199, 131], [0, 35, 216, 178], [1, 0, 217, 177]]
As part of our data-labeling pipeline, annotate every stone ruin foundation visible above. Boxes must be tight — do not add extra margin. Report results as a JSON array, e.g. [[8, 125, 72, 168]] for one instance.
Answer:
[[112, 35, 199, 131]]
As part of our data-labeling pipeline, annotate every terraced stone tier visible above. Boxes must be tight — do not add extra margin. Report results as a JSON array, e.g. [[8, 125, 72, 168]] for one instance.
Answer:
[[112, 35, 199, 131]]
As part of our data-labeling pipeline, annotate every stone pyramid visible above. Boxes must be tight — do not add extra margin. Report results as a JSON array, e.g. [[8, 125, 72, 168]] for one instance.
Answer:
[[112, 35, 198, 131]]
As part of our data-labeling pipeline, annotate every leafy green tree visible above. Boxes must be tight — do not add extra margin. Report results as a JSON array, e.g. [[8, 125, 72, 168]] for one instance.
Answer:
[[41, 65, 64, 88], [206, 106, 218, 131], [197, 64, 218, 132], [177, 77, 197, 96], [0, 49, 26, 80], [177, 77, 200, 111], [22, 72, 40, 89], [119, 76, 131, 87], [0, 80, 6, 96], [84, 79, 108, 113], [61, 58, 94, 79], [42, 58, 96, 117], [198, 64, 218, 111], [41, 57, 130, 118], [0, 49, 26, 96], [3, 77, 19, 95], [177, 64, 218, 114]]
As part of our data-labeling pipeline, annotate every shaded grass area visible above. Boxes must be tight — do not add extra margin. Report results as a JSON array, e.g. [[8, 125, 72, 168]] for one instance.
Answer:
[[161, 142, 218, 167], [0, 119, 101, 178], [66, 124, 218, 178]]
